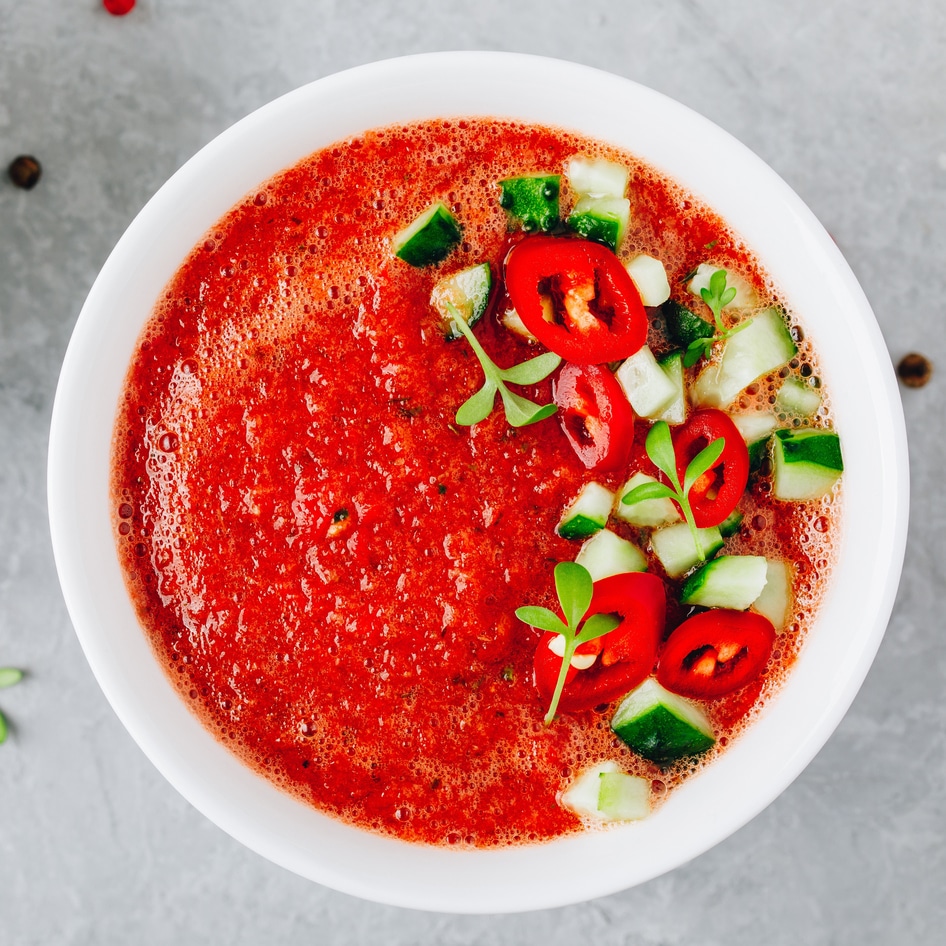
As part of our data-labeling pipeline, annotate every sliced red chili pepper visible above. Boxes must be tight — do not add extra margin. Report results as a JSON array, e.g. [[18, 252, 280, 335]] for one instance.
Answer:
[[533, 572, 665, 714], [553, 362, 635, 472], [672, 409, 749, 528], [504, 236, 646, 364], [656, 609, 775, 700]]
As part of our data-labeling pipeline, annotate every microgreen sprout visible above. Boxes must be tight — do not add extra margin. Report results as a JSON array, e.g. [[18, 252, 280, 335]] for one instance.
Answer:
[[621, 421, 725, 561], [515, 562, 620, 725], [0, 667, 24, 744], [682, 268, 748, 367], [448, 303, 561, 428]]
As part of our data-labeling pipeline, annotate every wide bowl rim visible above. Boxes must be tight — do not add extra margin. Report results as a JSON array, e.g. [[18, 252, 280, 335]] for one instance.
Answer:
[[47, 50, 909, 913]]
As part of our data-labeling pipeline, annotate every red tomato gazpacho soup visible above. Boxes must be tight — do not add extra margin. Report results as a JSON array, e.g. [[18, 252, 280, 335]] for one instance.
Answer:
[[112, 119, 842, 847]]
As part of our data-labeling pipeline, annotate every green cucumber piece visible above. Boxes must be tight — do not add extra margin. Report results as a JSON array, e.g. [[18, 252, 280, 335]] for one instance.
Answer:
[[567, 195, 630, 251], [611, 678, 715, 765], [772, 428, 843, 501], [663, 300, 714, 348], [752, 559, 793, 631], [430, 263, 493, 340], [565, 157, 629, 198], [597, 771, 651, 821], [655, 350, 686, 425], [680, 555, 768, 610], [626, 254, 671, 307], [718, 509, 744, 539], [615, 472, 681, 528], [776, 377, 823, 417], [575, 528, 647, 581], [731, 411, 778, 474], [498, 174, 560, 233], [557, 482, 614, 540], [560, 761, 651, 822], [687, 263, 758, 309], [393, 202, 461, 266], [650, 522, 723, 578], [691, 308, 798, 408], [614, 345, 679, 420]]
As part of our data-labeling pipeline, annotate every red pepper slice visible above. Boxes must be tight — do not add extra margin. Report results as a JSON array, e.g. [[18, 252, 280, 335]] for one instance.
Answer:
[[656, 609, 776, 700], [504, 236, 647, 364], [553, 362, 635, 472], [672, 409, 749, 528], [533, 572, 665, 714]]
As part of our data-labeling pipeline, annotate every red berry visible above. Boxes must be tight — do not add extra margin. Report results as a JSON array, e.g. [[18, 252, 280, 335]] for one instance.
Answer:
[[103, 0, 136, 15]]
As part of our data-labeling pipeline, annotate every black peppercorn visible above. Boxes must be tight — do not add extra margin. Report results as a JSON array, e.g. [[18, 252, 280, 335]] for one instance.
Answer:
[[8, 155, 42, 190], [897, 352, 933, 388]]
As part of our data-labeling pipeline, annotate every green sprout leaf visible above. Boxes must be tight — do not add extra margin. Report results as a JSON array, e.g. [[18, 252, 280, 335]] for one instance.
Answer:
[[448, 304, 560, 428], [621, 421, 728, 564], [515, 562, 620, 725], [643, 421, 679, 487], [0, 668, 23, 689], [576, 611, 621, 645], [0, 667, 23, 744], [498, 386, 559, 428], [683, 438, 726, 494], [499, 351, 562, 386], [620, 480, 677, 505], [455, 380, 498, 426], [683, 337, 713, 368], [554, 561, 593, 628], [513, 606, 568, 637], [685, 269, 746, 367]]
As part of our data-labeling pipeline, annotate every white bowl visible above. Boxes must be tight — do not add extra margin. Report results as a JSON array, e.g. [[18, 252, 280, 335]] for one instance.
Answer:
[[48, 52, 908, 913]]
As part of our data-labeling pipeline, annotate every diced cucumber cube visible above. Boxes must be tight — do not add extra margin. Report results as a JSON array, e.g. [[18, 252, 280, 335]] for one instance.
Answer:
[[655, 351, 686, 425], [499, 306, 538, 342], [615, 472, 681, 528], [498, 174, 560, 233], [565, 157, 629, 199], [651, 522, 724, 578], [776, 377, 823, 417], [393, 202, 462, 267], [557, 482, 614, 540], [731, 410, 778, 473], [718, 509, 744, 539], [560, 761, 618, 819], [771, 428, 843, 501], [567, 195, 630, 251], [614, 345, 679, 419], [575, 528, 647, 581], [611, 678, 715, 765], [663, 300, 714, 348], [752, 559, 793, 631], [625, 254, 671, 307], [680, 555, 768, 610], [690, 308, 798, 408], [731, 410, 778, 445], [430, 263, 493, 340], [597, 771, 652, 821], [687, 263, 759, 309], [560, 761, 651, 822]]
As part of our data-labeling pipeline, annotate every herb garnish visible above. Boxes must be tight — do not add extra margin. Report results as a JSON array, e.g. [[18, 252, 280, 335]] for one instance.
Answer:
[[683, 268, 747, 367], [448, 303, 561, 427], [0, 667, 24, 744], [515, 562, 620, 725], [621, 421, 725, 561]]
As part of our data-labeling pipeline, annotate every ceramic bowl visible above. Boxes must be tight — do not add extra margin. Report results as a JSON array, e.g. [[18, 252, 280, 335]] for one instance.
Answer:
[[47, 52, 908, 913]]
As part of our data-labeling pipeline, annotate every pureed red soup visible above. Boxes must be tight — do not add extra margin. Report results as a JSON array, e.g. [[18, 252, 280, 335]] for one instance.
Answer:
[[112, 119, 840, 847]]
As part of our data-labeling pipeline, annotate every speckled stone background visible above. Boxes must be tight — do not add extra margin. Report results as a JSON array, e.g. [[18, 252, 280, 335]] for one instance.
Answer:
[[1, 1, 942, 943]]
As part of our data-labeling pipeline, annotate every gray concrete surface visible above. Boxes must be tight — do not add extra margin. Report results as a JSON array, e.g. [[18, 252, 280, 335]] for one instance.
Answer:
[[1, 1, 943, 943]]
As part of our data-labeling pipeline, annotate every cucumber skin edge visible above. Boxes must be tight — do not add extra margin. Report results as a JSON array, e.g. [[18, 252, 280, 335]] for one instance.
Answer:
[[612, 705, 715, 765]]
